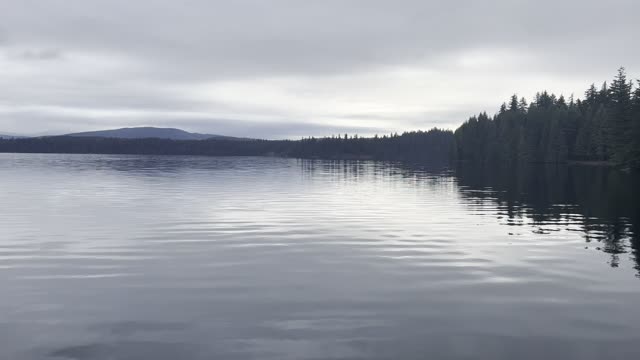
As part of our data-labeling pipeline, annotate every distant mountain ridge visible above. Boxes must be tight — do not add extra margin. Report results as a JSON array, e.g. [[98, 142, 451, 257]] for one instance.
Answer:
[[65, 127, 234, 140], [0, 134, 27, 139]]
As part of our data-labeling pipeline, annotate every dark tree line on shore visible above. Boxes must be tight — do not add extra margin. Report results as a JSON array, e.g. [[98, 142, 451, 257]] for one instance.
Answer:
[[454, 68, 640, 169], [0, 136, 293, 157], [0, 129, 454, 163], [291, 129, 454, 162], [1, 68, 638, 168]]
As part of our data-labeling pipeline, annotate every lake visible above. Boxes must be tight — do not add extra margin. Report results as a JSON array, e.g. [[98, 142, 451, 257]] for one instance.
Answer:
[[1, 153, 639, 360]]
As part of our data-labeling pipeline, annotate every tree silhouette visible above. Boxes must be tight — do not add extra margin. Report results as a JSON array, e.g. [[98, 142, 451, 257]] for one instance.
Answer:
[[455, 68, 640, 169], [1, 68, 639, 169]]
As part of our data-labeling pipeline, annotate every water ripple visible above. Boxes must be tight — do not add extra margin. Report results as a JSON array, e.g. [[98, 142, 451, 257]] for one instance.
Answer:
[[1, 154, 639, 359]]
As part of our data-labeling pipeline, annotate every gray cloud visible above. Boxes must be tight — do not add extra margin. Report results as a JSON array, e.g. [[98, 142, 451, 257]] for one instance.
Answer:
[[0, 0, 639, 138], [0, 108, 387, 140], [12, 48, 63, 61]]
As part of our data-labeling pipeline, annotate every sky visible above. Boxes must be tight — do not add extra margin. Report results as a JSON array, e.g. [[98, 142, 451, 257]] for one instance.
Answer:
[[1, 0, 639, 139]]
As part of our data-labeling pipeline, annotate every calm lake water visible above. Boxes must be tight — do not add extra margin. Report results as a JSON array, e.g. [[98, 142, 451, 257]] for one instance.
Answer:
[[1, 153, 639, 360]]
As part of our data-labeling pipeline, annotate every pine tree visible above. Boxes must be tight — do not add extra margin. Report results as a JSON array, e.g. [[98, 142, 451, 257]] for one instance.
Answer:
[[574, 117, 592, 159], [609, 67, 633, 165], [629, 81, 640, 167], [585, 84, 598, 106], [509, 95, 519, 112], [592, 105, 610, 160], [452, 68, 638, 169], [518, 97, 528, 113], [598, 82, 610, 105], [545, 116, 568, 163], [517, 127, 531, 162], [557, 95, 567, 109]]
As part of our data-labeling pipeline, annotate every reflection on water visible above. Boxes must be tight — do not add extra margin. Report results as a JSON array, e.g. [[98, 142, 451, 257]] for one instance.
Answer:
[[0, 154, 639, 360], [455, 163, 640, 274]]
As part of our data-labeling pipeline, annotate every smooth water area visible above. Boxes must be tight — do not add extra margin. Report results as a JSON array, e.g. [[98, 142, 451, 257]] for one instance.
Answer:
[[1, 154, 639, 360]]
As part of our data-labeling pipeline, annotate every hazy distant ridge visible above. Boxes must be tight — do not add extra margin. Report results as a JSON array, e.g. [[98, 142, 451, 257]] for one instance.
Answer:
[[65, 127, 233, 140], [0, 134, 26, 139]]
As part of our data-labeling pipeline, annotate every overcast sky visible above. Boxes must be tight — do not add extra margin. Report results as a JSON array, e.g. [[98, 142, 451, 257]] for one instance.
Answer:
[[1, 0, 639, 138]]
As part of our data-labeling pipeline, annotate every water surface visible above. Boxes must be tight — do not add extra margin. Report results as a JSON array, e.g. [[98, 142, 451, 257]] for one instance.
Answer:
[[1, 154, 639, 360]]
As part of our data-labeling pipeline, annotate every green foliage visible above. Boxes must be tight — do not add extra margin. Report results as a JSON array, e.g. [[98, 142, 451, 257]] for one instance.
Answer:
[[455, 68, 640, 169], [1, 68, 638, 169], [291, 128, 454, 163], [0, 129, 455, 164]]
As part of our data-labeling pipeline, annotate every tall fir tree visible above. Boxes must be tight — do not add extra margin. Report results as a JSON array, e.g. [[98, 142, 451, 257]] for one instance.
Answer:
[[454, 68, 638, 168], [608, 67, 633, 165], [629, 81, 640, 167]]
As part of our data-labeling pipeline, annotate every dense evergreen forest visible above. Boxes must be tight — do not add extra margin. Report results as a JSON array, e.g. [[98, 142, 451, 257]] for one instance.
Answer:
[[0, 136, 292, 157], [1, 68, 638, 168], [0, 129, 454, 163], [455, 68, 640, 169], [293, 129, 453, 162]]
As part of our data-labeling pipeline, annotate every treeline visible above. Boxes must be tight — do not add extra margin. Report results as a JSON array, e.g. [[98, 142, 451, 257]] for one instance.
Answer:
[[0, 129, 455, 163], [2, 68, 639, 168], [290, 129, 454, 162], [0, 136, 292, 157], [454, 68, 640, 169]]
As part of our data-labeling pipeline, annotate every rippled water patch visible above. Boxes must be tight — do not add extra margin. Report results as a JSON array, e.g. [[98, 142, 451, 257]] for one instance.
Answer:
[[1, 154, 639, 360]]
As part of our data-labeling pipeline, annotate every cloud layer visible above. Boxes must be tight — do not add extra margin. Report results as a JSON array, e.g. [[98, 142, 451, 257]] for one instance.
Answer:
[[1, 0, 639, 138]]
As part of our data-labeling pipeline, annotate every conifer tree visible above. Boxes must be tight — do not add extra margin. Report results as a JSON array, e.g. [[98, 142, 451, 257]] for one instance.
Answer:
[[609, 67, 633, 164], [453, 69, 638, 168]]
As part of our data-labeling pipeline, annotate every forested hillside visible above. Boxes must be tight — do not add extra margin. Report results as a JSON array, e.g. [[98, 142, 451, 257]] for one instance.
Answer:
[[454, 68, 640, 169], [2, 69, 639, 169], [0, 129, 454, 164], [291, 129, 453, 162]]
